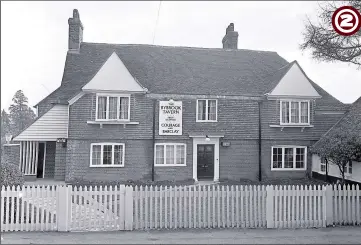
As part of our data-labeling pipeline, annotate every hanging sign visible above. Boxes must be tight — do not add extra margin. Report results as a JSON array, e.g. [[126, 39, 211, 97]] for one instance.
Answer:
[[159, 100, 182, 135]]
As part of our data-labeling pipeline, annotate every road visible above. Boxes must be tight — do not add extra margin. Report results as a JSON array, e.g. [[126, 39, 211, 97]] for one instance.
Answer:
[[2, 227, 361, 244]]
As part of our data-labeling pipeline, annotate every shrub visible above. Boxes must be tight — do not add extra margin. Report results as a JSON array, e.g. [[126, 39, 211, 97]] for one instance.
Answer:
[[1, 155, 24, 186]]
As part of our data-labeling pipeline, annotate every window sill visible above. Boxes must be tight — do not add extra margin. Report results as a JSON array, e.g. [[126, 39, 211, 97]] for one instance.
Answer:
[[90, 165, 125, 168], [87, 120, 139, 128], [271, 168, 307, 171], [196, 120, 217, 123], [155, 164, 187, 167], [270, 124, 313, 132]]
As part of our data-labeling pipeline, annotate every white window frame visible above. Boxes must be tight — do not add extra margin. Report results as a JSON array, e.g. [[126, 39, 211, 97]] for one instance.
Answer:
[[90, 143, 125, 167], [154, 143, 187, 167], [196, 99, 218, 122], [279, 100, 310, 125], [320, 157, 326, 172], [95, 93, 130, 121], [271, 145, 307, 171], [345, 161, 353, 175]]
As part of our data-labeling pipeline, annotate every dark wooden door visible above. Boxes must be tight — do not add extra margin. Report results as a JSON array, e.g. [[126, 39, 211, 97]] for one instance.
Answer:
[[37, 143, 45, 178], [197, 144, 214, 180]]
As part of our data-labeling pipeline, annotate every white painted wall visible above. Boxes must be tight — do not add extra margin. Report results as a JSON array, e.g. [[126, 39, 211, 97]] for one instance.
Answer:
[[82, 52, 145, 93], [312, 154, 361, 183], [270, 63, 321, 97]]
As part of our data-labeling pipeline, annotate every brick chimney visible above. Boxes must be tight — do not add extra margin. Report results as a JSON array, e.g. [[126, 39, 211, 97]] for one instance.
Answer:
[[68, 9, 84, 51], [222, 23, 238, 49]]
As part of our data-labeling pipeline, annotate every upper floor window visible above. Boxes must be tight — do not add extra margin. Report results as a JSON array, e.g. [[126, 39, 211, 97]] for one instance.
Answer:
[[90, 143, 125, 167], [280, 100, 309, 125], [96, 94, 130, 121], [271, 146, 307, 170], [197, 99, 217, 122]]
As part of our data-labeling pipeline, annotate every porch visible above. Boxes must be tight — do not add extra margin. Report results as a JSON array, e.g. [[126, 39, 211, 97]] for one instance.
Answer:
[[11, 104, 69, 182], [18, 141, 66, 181]]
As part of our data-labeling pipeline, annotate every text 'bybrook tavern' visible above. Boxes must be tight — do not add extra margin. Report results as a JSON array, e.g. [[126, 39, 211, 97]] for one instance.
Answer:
[[8, 9, 350, 184], [159, 100, 183, 136]]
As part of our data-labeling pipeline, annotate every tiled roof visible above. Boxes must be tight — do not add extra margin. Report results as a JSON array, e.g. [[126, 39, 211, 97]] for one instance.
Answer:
[[313, 96, 361, 149], [35, 42, 345, 109]]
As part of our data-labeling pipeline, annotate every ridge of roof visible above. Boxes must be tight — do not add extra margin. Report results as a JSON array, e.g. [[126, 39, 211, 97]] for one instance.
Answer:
[[82, 42, 281, 54]]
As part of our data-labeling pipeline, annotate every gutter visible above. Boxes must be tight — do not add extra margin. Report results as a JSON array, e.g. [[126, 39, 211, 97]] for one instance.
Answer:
[[152, 99, 156, 181]]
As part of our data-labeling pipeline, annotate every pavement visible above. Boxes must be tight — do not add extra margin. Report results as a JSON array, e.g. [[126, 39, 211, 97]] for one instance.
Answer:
[[1, 227, 361, 244]]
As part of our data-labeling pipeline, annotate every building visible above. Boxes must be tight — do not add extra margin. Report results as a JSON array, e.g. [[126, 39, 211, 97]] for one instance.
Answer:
[[312, 97, 361, 184], [9, 9, 349, 184]]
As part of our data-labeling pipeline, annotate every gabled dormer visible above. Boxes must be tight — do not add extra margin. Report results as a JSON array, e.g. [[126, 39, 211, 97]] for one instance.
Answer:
[[266, 61, 322, 131], [73, 52, 148, 127]]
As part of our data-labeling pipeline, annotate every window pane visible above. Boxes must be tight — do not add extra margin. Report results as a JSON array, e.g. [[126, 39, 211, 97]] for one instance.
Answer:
[[114, 145, 123, 165], [97, 96, 107, 119], [284, 148, 294, 168], [208, 100, 217, 121], [120, 97, 129, 120], [165, 145, 175, 165], [272, 148, 282, 168], [295, 148, 305, 169], [176, 145, 185, 165], [281, 102, 289, 123], [103, 145, 112, 165], [109, 97, 118, 119], [320, 157, 326, 172], [198, 100, 206, 120], [156, 145, 164, 165], [291, 102, 299, 123], [92, 145, 101, 165], [301, 102, 308, 123]]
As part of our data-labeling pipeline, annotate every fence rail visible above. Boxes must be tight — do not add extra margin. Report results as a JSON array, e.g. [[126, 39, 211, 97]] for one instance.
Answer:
[[1, 184, 360, 232]]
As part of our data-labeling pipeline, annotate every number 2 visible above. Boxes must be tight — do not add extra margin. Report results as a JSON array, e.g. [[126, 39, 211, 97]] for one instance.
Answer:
[[340, 14, 353, 27]]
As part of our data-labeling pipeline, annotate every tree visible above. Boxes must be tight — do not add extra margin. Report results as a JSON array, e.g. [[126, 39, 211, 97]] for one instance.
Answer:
[[312, 128, 361, 184], [8, 90, 36, 135], [1, 110, 11, 144], [300, 1, 361, 68]]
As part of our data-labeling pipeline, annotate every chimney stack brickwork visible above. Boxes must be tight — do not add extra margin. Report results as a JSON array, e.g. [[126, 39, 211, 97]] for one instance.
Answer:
[[68, 9, 84, 51], [222, 23, 238, 49]]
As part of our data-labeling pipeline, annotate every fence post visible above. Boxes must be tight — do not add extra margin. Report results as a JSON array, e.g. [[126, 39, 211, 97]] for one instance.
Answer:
[[266, 185, 274, 228], [124, 185, 134, 230], [324, 185, 333, 227], [119, 185, 126, 230], [56, 185, 72, 232]]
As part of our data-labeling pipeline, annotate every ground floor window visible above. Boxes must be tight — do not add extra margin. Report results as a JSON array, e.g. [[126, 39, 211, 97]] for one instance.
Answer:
[[271, 146, 307, 170], [155, 143, 186, 166], [345, 161, 353, 175], [90, 143, 125, 167], [320, 157, 326, 172]]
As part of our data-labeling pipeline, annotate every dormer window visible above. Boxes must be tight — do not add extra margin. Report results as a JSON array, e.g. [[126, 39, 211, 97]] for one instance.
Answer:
[[280, 100, 309, 125], [96, 94, 130, 121]]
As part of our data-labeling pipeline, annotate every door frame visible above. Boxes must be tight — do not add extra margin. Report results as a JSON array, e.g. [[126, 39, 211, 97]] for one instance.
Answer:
[[191, 136, 221, 182]]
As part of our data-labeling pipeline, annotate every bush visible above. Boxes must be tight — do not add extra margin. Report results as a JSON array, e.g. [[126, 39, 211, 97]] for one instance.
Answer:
[[1, 155, 24, 186]]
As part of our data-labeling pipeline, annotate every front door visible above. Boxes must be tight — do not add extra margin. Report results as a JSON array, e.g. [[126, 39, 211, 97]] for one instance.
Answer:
[[197, 144, 214, 180], [36, 143, 45, 178]]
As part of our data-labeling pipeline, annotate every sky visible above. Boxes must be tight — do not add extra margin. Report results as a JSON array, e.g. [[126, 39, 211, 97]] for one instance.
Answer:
[[1, 1, 360, 111]]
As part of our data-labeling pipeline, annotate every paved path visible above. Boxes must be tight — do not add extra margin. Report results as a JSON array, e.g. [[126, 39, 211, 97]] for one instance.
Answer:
[[2, 227, 361, 244]]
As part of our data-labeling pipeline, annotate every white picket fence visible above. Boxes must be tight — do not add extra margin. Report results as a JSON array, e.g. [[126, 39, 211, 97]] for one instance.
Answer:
[[133, 185, 267, 230], [1, 184, 360, 232], [1, 185, 57, 232]]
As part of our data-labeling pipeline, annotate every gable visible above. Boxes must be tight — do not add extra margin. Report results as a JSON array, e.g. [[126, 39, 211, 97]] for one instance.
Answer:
[[13, 105, 68, 141], [82, 52, 146, 93], [268, 61, 321, 98]]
